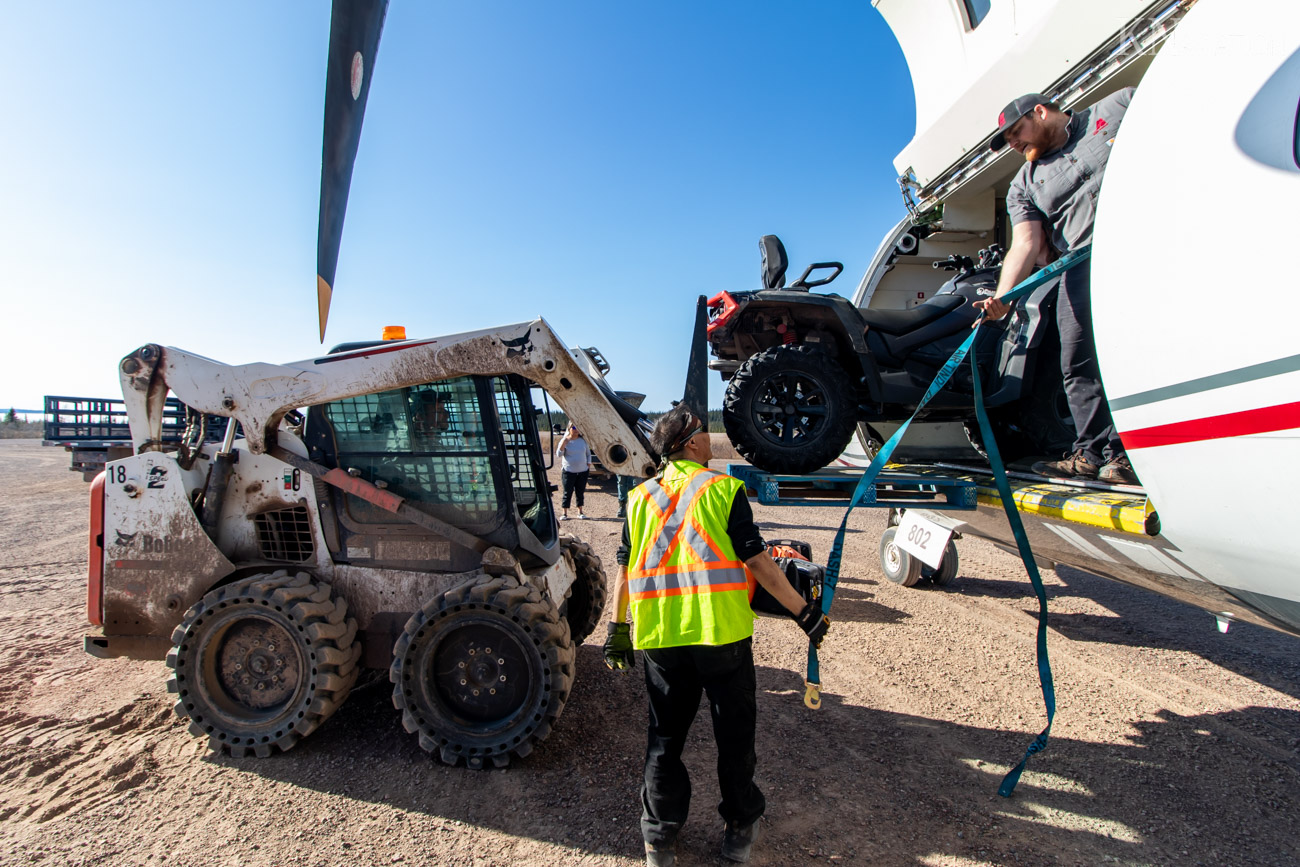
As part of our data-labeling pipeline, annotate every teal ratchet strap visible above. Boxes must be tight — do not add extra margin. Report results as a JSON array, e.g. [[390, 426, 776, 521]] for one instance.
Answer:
[[804, 316, 978, 710], [805, 246, 1090, 799]]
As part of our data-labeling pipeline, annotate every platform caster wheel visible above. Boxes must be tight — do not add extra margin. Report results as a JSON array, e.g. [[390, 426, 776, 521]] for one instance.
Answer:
[[922, 540, 959, 586], [879, 527, 922, 587]]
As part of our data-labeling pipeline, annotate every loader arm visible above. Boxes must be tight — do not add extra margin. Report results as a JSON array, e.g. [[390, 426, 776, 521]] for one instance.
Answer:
[[118, 319, 659, 478]]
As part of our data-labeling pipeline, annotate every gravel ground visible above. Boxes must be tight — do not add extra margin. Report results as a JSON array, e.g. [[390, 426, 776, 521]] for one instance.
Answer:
[[1, 437, 1298, 866]]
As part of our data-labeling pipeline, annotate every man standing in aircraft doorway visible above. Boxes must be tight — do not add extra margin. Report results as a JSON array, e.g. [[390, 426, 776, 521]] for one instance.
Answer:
[[975, 88, 1139, 485]]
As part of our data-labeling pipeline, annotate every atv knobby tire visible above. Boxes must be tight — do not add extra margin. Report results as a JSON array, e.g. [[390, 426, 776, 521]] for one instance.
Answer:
[[390, 572, 575, 769], [558, 534, 607, 644], [724, 344, 859, 475], [165, 570, 361, 758]]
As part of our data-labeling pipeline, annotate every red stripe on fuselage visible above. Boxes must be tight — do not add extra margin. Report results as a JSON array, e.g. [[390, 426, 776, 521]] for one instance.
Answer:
[[1122, 401, 1300, 449]]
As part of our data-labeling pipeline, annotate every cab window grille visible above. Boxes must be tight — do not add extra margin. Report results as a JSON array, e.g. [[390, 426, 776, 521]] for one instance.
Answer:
[[494, 376, 554, 542], [494, 381, 539, 497], [254, 506, 315, 562], [323, 377, 500, 525]]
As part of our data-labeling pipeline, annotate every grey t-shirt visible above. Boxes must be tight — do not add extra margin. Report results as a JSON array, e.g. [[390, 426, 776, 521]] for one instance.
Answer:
[[559, 437, 590, 473], [1006, 86, 1135, 253]]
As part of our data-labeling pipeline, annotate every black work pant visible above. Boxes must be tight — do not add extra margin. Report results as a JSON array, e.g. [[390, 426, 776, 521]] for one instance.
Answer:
[[561, 470, 588, 508], [1058, 261, 1123, 465], [640, 638, 765, 847]]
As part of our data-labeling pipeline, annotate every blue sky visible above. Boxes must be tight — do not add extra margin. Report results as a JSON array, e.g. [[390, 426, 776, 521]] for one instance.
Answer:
[[0, 2, 914, 414]]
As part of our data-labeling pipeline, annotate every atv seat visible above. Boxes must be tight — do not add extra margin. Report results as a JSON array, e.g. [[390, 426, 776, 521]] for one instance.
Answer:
[[860, 295, 965, 335], [760, 234, 788, 290]]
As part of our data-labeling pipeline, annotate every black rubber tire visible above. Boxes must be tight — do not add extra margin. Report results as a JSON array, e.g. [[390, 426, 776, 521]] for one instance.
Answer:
[[390, 573, 575, 769], [922, 540, 959, 586], [879, 527, 922, 587], [723, 345, 859, 475], [558, 534, 607, 644], [165, 570, 361, 758]]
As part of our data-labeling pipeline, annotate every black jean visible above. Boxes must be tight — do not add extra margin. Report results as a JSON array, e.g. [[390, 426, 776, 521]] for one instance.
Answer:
[[1058, 261, 1123, 465], [640, 638, 765, 848], [561, 470, 588, 508]]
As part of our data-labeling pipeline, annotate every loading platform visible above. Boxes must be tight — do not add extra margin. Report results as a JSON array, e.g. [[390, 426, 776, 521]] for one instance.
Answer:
[[728, 459, 1271, 632], [726, 463, 978, 510]]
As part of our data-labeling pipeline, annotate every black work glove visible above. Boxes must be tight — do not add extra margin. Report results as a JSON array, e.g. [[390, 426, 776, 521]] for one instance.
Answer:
[[604, 622, 635, 671], [796, 601, 830, 648]]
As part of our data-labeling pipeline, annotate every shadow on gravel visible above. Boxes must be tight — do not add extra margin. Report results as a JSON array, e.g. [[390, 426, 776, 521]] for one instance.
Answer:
[[754, 520, 865, 534], [936, 564, 1300, 703], [220, 645, 1300, 866], [820, 586, 910, 625]]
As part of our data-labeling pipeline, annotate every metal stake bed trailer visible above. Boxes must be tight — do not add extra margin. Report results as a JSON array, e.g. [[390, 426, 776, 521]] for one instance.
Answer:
[[43, 395, 231, 482], [728, 462, 1283, 636]]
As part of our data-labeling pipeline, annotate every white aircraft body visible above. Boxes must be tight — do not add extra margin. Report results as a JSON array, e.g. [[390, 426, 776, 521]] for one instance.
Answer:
[[849, 0, 1300, 635], [1092, 0, 1300, 632]]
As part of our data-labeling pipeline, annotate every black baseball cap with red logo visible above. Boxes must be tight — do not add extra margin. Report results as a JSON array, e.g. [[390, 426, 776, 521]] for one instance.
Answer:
[[989, 93, 1052, 151]]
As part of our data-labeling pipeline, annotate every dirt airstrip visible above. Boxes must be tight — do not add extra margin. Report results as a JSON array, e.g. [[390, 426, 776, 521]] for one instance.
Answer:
[[1, 438, 1298, 866]]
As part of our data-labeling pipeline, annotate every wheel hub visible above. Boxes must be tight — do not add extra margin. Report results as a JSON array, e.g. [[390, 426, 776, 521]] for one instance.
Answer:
[[753, 372, 830, 445], [216, 618, 300, 710], [432, 623, 531, 725]]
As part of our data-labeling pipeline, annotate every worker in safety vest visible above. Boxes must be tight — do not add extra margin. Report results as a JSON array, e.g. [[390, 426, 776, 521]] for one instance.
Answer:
[[604, 405, 830, 867]]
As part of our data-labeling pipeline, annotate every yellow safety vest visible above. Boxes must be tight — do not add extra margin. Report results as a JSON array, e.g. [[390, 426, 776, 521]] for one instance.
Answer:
[[626, 460, 755, 649]]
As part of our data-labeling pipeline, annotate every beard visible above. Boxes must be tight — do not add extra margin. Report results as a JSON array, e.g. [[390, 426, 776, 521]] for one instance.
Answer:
[[1023, 145, 1044, 162]]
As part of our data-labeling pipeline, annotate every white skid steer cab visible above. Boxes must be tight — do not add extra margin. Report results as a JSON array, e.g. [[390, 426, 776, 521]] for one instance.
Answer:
[[85, 320, 671, 767]]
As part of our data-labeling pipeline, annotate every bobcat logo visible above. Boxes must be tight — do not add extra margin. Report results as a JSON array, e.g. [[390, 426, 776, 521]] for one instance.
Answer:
[[114, 530, 138, 547], [499, 332, 534, 359]]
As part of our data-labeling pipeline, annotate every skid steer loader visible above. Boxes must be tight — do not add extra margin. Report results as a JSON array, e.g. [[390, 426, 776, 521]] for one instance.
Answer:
[[85, 319, 662, 768]]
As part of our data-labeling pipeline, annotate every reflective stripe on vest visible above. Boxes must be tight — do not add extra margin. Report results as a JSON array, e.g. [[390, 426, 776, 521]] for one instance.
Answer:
[[629, 469, 748, 599], [626, 462, 755, 648]]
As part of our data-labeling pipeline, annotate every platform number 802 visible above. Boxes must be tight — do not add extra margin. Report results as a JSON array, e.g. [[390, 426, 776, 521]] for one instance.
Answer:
[[905, 523, 932, 549]]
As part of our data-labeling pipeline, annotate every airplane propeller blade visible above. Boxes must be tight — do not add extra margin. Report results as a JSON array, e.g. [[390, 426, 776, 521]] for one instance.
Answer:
[[680, 295, 710, 416], [317, 0, 389, 342]]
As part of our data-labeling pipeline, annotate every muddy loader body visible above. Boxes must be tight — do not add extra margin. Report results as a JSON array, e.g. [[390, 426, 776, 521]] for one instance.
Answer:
[[85, 320, 651, 767]]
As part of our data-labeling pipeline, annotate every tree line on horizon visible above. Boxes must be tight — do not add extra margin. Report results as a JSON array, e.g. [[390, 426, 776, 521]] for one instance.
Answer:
[[2, 408, 42, 439]]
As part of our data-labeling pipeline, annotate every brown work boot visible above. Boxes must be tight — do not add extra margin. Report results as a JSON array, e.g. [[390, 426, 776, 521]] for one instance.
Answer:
[[1098, 455, 1139, 485], [1031, 450, 1099, 480]]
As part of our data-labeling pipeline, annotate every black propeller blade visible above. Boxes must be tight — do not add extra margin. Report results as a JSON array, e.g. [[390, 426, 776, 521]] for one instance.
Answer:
[[680, 295, 710, 417], [317, 0, 389, 342]]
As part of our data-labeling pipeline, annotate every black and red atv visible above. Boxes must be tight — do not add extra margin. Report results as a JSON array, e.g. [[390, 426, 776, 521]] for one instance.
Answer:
[[706, 235, 1074, 475]]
